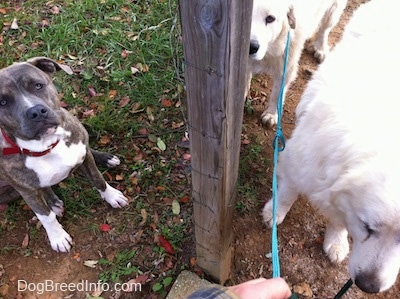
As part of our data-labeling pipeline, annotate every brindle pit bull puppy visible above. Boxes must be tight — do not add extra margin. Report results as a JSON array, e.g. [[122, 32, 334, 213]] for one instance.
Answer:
[[0, 57, 129, 252]]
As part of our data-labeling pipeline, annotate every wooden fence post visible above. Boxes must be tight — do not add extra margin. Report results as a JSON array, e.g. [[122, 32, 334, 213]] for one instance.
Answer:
[[179, 0, 252, 283]]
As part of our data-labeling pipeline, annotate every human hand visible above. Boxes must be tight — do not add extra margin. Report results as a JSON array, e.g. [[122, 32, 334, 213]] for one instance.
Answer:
[[228, 277, 292, 299]]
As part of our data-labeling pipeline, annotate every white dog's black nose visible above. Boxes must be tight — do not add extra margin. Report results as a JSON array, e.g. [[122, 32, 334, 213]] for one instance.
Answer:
[[355, 273, 380, 293], [249, 41, 260, 55], [26, 104, 48, 121]]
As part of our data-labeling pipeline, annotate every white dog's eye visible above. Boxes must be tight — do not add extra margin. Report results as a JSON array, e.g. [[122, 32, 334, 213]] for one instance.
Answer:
[[265, 15, 276, 24], [363, 222, 376, 237]]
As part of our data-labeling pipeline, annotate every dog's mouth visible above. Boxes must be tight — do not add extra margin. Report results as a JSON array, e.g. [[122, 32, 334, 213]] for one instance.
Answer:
[[35, 123, 60, 138], [43, 125, 58, 135], [19, 120, 61, 140]]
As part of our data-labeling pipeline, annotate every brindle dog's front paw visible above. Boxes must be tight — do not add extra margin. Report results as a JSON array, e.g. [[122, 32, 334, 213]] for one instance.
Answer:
[[49, 230, 73, 252], [91, 149, 121, 168], [99, 183, 129, 208], [37, 212, 73, 252]]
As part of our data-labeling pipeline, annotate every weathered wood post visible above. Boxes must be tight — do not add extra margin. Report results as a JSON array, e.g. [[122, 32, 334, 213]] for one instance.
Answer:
[[179, 0, 252, 283]]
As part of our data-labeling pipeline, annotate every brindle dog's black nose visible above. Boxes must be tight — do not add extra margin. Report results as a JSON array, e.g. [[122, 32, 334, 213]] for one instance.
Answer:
[[26, 104, 48, 121], [249, 41, 260, 55]]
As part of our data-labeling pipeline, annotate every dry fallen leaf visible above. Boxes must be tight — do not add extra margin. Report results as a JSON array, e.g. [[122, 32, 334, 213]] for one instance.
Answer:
[[146, 106, 155, 122], [121, 49, 133, 59], [131, 66, 139, 75], [21, 234, 29, 248], [293, 282, 313, 297], [83, 260, 98, 268], [119, 96, 130, 107], [108, 89, 117, 99], [139, 208, 147, 226], [172, 199, 180, 215], [99, 223, 111, 232], [161, 98, 172, 107], [11, 18, 19, 30], [51, 5, 60, 14], [88, 86, 97, 97], [99, 134, 111, 145]]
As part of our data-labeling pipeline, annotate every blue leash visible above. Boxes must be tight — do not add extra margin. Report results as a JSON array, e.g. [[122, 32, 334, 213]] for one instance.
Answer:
[[271, 31, 298, 299], [271, 31, 290, 278]]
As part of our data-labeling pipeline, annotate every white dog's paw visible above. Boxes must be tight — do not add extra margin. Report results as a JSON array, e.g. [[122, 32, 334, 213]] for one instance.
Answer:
[[260, 111, 278, 128], [99, 183, 129, 208], [49, 230, 73, 253], [262, 200, 286, 228], [314, 50, 326, 63], [323, 227, 349, 263], [324, 242, 349, 264], [306, 40, 327, 63]]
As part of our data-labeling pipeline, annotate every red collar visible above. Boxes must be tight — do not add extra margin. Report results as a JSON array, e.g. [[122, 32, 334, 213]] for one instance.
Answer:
[[1, 130, 60, 157]]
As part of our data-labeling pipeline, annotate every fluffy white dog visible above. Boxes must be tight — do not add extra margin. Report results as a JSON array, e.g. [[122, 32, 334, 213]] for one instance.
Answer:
[[262, 0, 400, 294], [249, 0, 346, 128]]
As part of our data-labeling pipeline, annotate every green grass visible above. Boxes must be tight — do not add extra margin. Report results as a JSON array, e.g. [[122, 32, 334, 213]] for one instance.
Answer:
[[236, 143, 270, 213], [1, 0, 182, 136], [98, 249, 138, 283]]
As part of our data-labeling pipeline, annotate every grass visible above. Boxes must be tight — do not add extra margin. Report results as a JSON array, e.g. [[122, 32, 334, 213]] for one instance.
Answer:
[[236, 142, 270, 213], [98, 249, 138, 283]]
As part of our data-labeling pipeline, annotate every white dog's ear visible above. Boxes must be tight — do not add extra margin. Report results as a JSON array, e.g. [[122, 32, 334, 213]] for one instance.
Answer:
[[287, 5, 296, 29]]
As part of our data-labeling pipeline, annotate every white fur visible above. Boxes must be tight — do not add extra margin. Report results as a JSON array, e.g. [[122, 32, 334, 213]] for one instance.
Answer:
[[16, 126, 70, 152], [249, 0, 346, 127], [19, 126, 86, 187], [262, 0, 400, 293], [106, 156, 121, 167], [23, 131, 87, 187], [99, 183, 128, 208], [37, 212, 72, 252]]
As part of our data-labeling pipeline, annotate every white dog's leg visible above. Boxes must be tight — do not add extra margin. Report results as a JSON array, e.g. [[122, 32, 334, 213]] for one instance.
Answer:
[[99, 183, 129, 208], [261, 76, 288, 128], [311, 0, 347, 62], [261, 57, 299, 128], [36, 212, 72, 252], [323, 221, 349, 263], [261, 71, 293, 129], [262, 174, 298, 227]]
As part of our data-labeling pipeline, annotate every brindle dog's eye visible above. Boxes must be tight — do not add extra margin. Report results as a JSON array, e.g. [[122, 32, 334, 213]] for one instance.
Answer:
[[0, 99, 6, 106], [35, 83, 44, 90], [266, 15, 276, 24]]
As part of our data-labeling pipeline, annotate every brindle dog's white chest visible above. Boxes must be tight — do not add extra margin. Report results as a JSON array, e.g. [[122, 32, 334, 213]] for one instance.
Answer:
[[25, 140, 87, 187]]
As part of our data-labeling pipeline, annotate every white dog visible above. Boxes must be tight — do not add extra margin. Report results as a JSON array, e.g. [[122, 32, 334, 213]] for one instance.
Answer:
[[249, 0, 346, 128], [262, 0, 400, 293]]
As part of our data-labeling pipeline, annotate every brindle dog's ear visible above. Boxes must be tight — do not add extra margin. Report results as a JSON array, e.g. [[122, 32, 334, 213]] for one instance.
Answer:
[[287, 5, 296, 29], [27, 57, 73, 75]]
